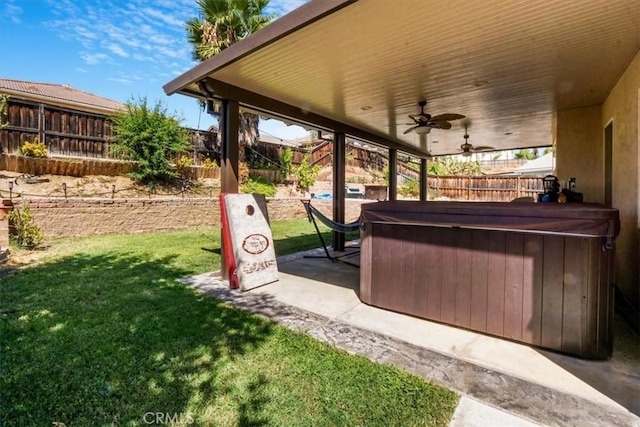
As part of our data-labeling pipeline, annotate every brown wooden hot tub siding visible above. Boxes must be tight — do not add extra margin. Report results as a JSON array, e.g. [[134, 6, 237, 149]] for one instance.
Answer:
[[359, 201, 619, 359]]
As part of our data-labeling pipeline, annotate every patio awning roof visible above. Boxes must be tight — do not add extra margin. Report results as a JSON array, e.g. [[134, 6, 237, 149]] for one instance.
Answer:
[[164, 0, 640, 158]]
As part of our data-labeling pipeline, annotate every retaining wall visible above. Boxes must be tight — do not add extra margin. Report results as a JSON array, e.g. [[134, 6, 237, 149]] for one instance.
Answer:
[[15, 197, 369, 238]]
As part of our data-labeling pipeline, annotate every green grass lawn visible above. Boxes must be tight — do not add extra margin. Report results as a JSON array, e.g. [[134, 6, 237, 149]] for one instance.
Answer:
[[0, 219, 458, 426]]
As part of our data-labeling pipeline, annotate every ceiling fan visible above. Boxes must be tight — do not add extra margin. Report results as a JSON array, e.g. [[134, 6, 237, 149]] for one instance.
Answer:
[[404, 100, 465, 135], [458, 127, 494, 157]]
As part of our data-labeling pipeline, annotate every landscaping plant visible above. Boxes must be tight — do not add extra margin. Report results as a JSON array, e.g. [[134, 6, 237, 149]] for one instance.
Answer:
[[279, 147, 293, 182], [294, 154, 320, 191], [240, 175, 277, 197], [19, 137, 48, 158], [6, 203, 43, 248], [110, 97, 190, 184], [0, 94, 9, 129]]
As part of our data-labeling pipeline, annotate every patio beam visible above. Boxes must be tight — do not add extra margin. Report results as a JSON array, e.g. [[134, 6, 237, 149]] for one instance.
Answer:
[[333, 132, 346, 251], [196, 78, 431, 159]]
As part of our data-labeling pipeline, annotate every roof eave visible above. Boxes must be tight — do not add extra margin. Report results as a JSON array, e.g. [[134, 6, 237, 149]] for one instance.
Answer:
[[0, 88, 122, 115]]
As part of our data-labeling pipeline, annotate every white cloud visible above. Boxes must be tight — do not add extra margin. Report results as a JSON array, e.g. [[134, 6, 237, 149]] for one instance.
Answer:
[[76, 67, 88, 73], [142, 8, 184, 28], [3, 1, 23, 24], [106, 43, 129, 57], [81, 52, 110, 65], [108, 77, 133, 84], [265, 0, 308, 17]]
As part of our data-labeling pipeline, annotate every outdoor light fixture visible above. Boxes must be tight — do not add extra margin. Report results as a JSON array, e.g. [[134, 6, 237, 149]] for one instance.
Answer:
[[62, 182, 67, 199], [111, 184, 116, 199], [8, 181, 13, 199], [414, 126, 431, 135]]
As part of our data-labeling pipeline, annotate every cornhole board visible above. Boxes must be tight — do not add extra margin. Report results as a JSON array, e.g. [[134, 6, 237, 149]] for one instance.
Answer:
[[220, 193, 279, 291]]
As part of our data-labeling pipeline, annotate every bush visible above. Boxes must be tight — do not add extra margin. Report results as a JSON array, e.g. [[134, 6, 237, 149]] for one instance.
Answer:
[[399, 178, 419, 197], [239, 162, 250, 185], [19, 138, 47, 158], [7, 204, 44, 248], [200, 158, 218, 168], [175, 155, 194, 179], [294, 154, 320, 191], [280, 148, 293, 182], [0, 94, 9, 130], [109, 97, 190, 184], [240, 176, 276, 197]]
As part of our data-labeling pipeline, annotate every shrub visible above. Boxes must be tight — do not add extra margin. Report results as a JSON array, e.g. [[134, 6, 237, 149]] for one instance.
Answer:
[[19, 138, 47, 158], [7, 204, 44, 249], [294, 154, 320, 191], [239, 162, 250, 185], [400, 178, 419, 197], [280, 147, 293, 182], [109, 97, 190, 184], [240, 176, 277, 197], [200, 158, 218, 168], [175, 155, 194, 179], [0, 94, 9, 130]]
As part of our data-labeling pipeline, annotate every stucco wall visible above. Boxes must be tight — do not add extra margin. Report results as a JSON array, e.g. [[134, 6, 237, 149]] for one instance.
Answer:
[[556, 106, 603, 203], [556, 50, 639, 307], [16, 197, 368, 238], [602, 50, 640, 306]]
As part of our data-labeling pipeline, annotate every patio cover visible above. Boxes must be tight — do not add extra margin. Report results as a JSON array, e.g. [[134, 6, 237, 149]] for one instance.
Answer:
[[164, 0, 640, 157]]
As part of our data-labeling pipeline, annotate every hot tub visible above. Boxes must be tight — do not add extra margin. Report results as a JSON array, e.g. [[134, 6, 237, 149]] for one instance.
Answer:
[[359, 201, 620, 358]]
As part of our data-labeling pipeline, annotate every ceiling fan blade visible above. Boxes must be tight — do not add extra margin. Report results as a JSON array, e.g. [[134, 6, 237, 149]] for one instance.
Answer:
[[403, 125, 418, 134], [472, 145, 495, 152], [430, 113, 465, 122], [409, 113, 431, 123], [429, 120, 452, 129]]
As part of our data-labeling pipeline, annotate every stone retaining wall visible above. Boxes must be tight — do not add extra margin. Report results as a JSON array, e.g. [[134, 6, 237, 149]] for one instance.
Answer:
[[15, 197, 369, 238]]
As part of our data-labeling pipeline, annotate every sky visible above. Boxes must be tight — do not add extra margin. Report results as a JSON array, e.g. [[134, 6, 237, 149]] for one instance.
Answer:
[[0, 0, 311, 140]]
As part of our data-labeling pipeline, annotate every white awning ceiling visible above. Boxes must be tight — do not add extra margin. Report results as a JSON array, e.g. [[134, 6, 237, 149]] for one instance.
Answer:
[[165, 0, 640, 157]]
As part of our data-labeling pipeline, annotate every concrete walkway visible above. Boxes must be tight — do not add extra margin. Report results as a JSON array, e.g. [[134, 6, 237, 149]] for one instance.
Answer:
[[181, 247, 640, 427]]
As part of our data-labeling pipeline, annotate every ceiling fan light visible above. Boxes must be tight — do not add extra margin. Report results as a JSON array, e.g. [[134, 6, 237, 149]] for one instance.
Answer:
[[414, 125, 431, 135], [461, 150, 473, 157]]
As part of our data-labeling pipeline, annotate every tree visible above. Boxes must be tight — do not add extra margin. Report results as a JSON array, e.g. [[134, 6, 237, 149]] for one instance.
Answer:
[[514, 149, 538, 160], [110, 97, 190, 184], [0, 95, 9, 130], [294, 154, 320, 192], [185, 0, 275, 146]]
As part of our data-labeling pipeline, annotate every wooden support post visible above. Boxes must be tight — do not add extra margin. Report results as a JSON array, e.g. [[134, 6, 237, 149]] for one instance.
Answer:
[[420, 158, 428, 201], [220, 99, 239, 194], [388, 148, 397, 201], [220, 99, 240, 280], [333, 132, 346, 252]]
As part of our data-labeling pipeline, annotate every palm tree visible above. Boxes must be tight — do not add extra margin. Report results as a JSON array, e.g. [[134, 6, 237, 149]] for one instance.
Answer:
[[186, 0, 275, 147]]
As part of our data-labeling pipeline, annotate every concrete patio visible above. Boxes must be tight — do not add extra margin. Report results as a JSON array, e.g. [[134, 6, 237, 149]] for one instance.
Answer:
[[182, 246, 640, 427]]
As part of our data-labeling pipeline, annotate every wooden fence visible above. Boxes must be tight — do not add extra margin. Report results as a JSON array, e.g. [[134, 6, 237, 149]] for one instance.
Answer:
[[0, 98, 216, 160], [428, 175, 543, 201]]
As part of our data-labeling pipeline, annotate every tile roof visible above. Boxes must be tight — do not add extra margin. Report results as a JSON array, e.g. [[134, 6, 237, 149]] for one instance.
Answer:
[[0, 78, 123, 112]]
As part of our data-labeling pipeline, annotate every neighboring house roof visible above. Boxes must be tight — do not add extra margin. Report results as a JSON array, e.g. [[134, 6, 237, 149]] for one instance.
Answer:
[[512, 152, 555, 176], [0, 78, 123, 114]]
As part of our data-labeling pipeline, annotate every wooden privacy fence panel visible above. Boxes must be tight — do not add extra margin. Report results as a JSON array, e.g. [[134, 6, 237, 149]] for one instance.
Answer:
[[429, 175, 543, 201], [0, 99, 116, 158], [1, 98, 217, 161]]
